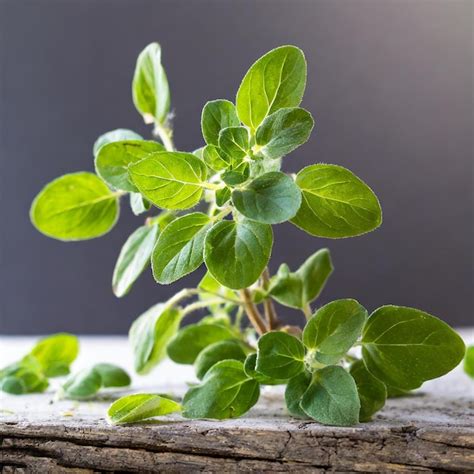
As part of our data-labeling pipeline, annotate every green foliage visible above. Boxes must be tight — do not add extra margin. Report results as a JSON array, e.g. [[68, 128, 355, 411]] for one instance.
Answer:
[[464, 345, 474, 379], [231, 172, 302, 224], [182, 360, 260, 419], [108, 393, 181, 424], [129, 303, 181, 374], [291, 164, 382, 238], [361, 306, 465, 390], [112, 224, 159, 297], [61, 363, 130, 400], [29, 42, 466, 428], [269, 249, 333, 309], [30, 173, 119, 241]]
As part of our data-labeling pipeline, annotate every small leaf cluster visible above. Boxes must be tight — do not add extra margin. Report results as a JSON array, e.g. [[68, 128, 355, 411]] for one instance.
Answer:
[[28, 43, 467, 426]]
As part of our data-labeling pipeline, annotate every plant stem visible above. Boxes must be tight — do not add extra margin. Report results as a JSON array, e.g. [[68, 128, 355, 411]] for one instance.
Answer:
[[303, 303, 312, 320], [239, 289, 267, 336], [261, 268, 279, 330], [181, 299, 223, 317], [153, 121, 175, 151]]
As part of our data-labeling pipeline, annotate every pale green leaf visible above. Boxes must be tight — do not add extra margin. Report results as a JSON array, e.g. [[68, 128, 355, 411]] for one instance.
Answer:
[[255, 107, 314, 159], [202, 145, 230, 172], [231, 172, 301, 224], [93, 129, 143, 157], [204, 219, 273, 289], [95, 140, 164, 192], [129, 192, 151, 216], [201, 99, 240, 146], [236, 45, 306, 131], [30, 172, 119, 241], [112, 224, 159, 297], [361, 306, 466, 390], [218, 126, 250, 162], [291, 164, 382, 238], [129, 152, 208, 210]]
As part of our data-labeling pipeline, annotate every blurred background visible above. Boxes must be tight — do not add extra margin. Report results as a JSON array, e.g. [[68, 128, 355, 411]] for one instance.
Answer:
[[0, 0, 472, 334]]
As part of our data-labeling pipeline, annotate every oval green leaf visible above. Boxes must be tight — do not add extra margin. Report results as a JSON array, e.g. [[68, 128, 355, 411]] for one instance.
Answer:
[[93, 363, 131, 388], [202, 144, 231, 172], [285, 371, 311, 418], [62, 367, 102, 399], [291, 164, 382, 238], [464, 345, 474, 379], [218, 126, 250, 163], [255, 107, 314, 159], [95, 140, 164, 192], [112, 224, 159, 297], [201, 99, 240, 146], [93, 129, 143, 157], [30, 172, 119, 241], [108, 393, 181, 424], [244, 353, 287, 385], [361, 306, 466, 390], [232, 172, 301, 224], [204, 219, 273, 289], [236, 45, 307, 131], [129, 151, 208, 210], [152, 212, 212, 284]]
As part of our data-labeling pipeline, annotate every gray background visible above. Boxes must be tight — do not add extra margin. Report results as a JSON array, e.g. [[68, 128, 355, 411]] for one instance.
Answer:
[[0, 0, 472, 334]]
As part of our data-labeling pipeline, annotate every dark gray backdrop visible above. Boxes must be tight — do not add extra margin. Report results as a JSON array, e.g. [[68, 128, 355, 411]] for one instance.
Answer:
[[0, 0, 472, 334]]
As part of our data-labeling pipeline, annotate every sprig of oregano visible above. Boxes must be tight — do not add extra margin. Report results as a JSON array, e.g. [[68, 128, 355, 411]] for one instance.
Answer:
[[29, 43, 466, 425]]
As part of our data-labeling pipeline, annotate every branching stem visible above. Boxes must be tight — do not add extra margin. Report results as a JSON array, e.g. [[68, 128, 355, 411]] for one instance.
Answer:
[[239, 289, 267, 335]]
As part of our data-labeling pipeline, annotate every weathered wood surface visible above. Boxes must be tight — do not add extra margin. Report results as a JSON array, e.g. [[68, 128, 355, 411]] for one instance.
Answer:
[[1, 334, 473, 473]]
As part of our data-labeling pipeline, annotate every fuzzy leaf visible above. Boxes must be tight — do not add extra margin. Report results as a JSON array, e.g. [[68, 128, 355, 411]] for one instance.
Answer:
[[218, 126, 250, 162], [285, 371, 311, 418], [244, 353, 287, 385], [202, 144, 231, 172], [201, 100, 240, 146], [93, 129, 142, 157]]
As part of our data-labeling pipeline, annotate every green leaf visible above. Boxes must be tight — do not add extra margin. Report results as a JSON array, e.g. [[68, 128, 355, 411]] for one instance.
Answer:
[[201, 99, 240, 146], [195, 340, 247, 380], [62, 367, 102, 399], [291, 164, 382, 238], [301, 366, 360, 426], [236, 45, 307, 132], [112, 224, 159, 297], [95, 140, 164, 192], [198, 271, 236, 302], [204, 219, 273, 289], [349, 360, 387, 422], [152, 213, 212, 284], [129, 151, 208, 210], [1, 376, 27, 395], [93, 363, 131, 388], [256, 331, 305, 380], [218, 126, 250, 162], [243, 353, 287, 385], [302, 299, 367, 364], [167, 322, 236, 364], [361, 306, 466, 390], [202, 145, 230, 172], [182, 360, 259, 419], [30, 172, 120, 241], [0, 358, 49, 394], [232, 172, 301, 224], [129, 303, 182, 374], [215, 187, 231, 207], [255, 107, 314, 159], [132, 42, 170, 124], [464, 345, 474, 379], [108, 393, 181, 424], [285, 371, 311, 418], [30, 333, 79, 377], [269, 248, 333, 309], [130, 192, 151, 215], [93, 129, 143, 157], [222, 162, 250, 186], [386, 386, 411, 398]]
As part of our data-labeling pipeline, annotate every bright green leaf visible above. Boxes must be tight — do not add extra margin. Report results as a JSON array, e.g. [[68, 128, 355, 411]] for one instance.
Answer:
[[132, 42, 170, 124], [0, 358, 49, 394], [201, 100, 240, 146], [129, 152, 208, 210], [464, 345, 474, 379], [285, 371, 311, 418], [291, 164, 382, 238], [93, 363, 131, 388], [222, 162, 250, 186], [183, 360, 259, 419], [93, 129, 143, 157], [215, 187, 231, 207], [152, 212, 212, 284], [218, 126, 250, 162], [95, 140, 164, 192], [269, 248, 333, 309], [112, 224, 159, 297], [255, 107, 314, 159], [167, 322, 236, 364], [303, 299, 367, 364], [108, 393, 181, 424], [236, 45, 307, 131], [256, 331, 305, 380], [301, 365, 360, 426], [129, 303, 182, 374], [62, 367, 102, 399], [202, 145, 230, 172], [362, 306, 466, 390], [194, 340, 247, 379], [30, 172, 119, 241], [243, 353, 287, 385], [204, 219, 273, 289], [232, 172, 301, 224], [1, 376, 27, 395], [350, 360, 387, 422]]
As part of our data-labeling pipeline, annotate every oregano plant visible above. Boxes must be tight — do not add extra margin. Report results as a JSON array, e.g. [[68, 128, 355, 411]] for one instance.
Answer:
[[29, 43, 466, 426]]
